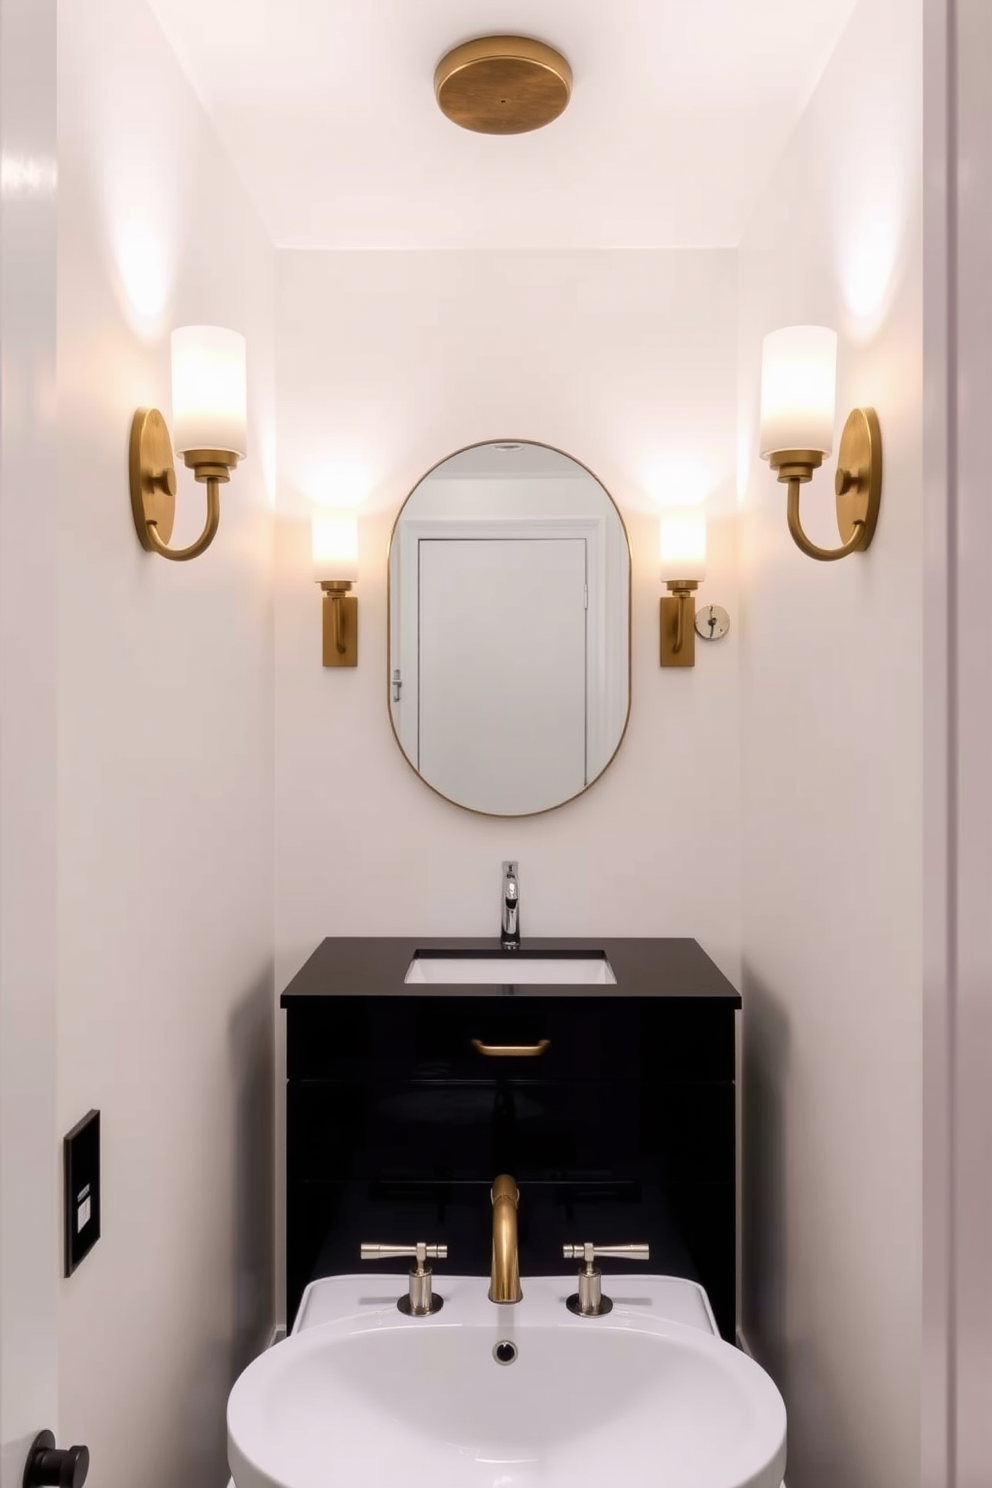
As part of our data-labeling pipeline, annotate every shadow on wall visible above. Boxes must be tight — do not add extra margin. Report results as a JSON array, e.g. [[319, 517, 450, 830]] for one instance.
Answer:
[[177, 969, 276, 1487], [743, 969, 848, 1488], [230, 968, 276, 1380], [741, 967, 788, 1377]]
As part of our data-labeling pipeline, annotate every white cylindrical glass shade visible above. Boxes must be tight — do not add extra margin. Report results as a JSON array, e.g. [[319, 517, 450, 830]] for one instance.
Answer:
[[659, 507, 707, 583], [312, 511, 359, 583], [759, 325, 837, 458], [171, 325, 248, 457]]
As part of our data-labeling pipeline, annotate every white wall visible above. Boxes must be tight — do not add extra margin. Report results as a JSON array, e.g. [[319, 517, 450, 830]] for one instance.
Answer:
[[921, 5, 952, 1481], [0, 0, 59, 1478], [737, 1, 922, 1484], [274, 248, 741, 1317], [945, 1, 992, 1478], [56, 4, 275, 1485]]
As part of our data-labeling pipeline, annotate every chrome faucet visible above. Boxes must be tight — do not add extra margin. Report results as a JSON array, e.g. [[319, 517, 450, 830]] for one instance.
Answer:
[[501, 861, 520, 949]]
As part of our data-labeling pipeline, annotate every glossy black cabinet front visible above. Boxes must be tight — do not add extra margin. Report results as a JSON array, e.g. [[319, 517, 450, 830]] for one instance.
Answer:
[[282, 939, 740, 1340]]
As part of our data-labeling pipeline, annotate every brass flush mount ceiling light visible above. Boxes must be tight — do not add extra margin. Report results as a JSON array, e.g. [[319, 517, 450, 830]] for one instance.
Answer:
[[434, 36, 572, 134]]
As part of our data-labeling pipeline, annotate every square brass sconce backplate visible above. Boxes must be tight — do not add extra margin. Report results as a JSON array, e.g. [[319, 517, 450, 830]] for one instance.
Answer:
[[660, 584, 698, 667], [321, 584, 358, 667]]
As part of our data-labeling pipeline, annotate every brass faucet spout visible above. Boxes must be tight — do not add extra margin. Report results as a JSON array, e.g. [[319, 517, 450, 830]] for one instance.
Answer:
[[489, 1174, 522, 1303]]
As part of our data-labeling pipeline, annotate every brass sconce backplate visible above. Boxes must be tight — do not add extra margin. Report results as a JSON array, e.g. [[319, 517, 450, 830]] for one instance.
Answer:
[[434, 37, 572, 134], [130, 408, 177, 548], [835, 407, 882, 546], [660, 584, 699, 668], [321, 583, 358, 668]]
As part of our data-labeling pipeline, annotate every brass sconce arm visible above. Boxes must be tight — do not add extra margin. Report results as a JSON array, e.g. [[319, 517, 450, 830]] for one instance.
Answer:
[[130, 408, 239, 562], [142, 475, 222, 563], [786, 479, 864, 562], [672, 586, 692, 654], [768, 408, 882, 563], [323, 582, 351, 655], [332, 596, 346, 655]]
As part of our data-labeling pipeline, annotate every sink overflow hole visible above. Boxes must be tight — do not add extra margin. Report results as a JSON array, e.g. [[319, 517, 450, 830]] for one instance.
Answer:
[[493, 1340, 518, 1366]]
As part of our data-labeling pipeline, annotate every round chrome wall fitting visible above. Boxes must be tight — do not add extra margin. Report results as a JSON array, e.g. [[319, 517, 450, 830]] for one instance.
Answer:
[[435, 37, 572, 134], [695, 604, 731, 642]]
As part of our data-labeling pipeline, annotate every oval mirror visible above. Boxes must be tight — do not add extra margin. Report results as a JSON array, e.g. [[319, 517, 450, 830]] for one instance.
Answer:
[[388, 441, 631, 816]]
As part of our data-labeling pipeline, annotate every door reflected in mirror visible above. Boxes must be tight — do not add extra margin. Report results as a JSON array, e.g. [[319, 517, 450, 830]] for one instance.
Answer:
[[388, 441, 631, 816]]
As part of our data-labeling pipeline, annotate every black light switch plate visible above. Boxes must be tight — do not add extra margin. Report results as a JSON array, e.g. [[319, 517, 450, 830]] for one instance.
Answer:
[[64, 1109, 100, 1276]]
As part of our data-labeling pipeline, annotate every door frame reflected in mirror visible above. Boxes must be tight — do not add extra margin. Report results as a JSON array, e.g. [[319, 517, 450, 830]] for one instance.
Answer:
[[386, 439, 632, 819]]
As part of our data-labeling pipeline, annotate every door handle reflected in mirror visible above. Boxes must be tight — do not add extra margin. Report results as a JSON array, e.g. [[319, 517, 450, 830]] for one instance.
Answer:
[[471, 1038, 551, 1058]]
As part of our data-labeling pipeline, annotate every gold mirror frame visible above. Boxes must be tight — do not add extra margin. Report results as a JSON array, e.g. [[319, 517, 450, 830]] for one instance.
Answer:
[[386, 439, 632, 819]]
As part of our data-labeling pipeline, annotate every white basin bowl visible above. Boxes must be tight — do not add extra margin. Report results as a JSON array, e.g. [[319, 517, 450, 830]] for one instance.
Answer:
[[404, 954, 616, 984], [229, 1276, 786, 1488]]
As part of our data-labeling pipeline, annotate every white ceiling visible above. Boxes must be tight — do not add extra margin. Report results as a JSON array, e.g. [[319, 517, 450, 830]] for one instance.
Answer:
[[147, 0, 859, 250]]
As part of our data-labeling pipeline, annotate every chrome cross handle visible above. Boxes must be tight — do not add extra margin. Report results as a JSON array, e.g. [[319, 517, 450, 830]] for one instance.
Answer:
[[563, 1242, 650, 1317], [360, 1242, 448, 1316], [360, 1243, 448, 1263], [563, 1242, 650, 1265]]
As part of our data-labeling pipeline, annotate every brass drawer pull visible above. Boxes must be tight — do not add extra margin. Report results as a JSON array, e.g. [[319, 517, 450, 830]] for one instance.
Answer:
[[471, 1038, 551, 1058]]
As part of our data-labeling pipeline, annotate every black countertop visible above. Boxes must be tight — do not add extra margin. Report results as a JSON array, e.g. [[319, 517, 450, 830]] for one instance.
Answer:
[[280, 936, 741, 1004]]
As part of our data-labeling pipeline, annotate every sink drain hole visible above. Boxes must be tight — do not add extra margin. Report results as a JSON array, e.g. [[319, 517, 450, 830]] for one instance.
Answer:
[[493, 1340, 518, 1366]]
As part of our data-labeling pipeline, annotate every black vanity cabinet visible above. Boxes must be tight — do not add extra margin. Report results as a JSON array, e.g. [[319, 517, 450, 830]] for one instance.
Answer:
[[282, 937, 741, 1340]]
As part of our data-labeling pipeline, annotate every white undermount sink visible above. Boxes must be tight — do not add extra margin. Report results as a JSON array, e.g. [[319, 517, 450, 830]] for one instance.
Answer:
[[404, 953, 617, 984], [228, 1275, 787, 1488]]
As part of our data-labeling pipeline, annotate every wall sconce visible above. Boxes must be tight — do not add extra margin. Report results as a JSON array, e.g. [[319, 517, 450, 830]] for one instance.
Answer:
[[659, 507, 707, 668], [759, 325, 882, 562], [312, 511, 358, 667], [129, 326, 247, 562]]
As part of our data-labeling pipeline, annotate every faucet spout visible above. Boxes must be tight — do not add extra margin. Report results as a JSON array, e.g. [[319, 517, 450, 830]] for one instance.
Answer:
[[501, 861, 520, 949], [489, 1174, 522, 1303]]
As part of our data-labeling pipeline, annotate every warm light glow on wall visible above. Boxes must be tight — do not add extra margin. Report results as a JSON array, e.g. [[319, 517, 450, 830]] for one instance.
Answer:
[[839, 216, 904, 333], [640, 456, 721, 514], [301, 455, 371, 511], [828, 37, 917, 340], [114, 219, 172, 331]]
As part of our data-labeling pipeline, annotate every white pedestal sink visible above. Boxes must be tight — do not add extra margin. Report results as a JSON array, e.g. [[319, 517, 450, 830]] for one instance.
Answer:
[[228, 1275, 786, 1488]]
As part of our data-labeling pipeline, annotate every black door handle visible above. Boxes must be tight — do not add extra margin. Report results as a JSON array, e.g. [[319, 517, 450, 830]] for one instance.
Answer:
[[23, 1432, 89, 1488]]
